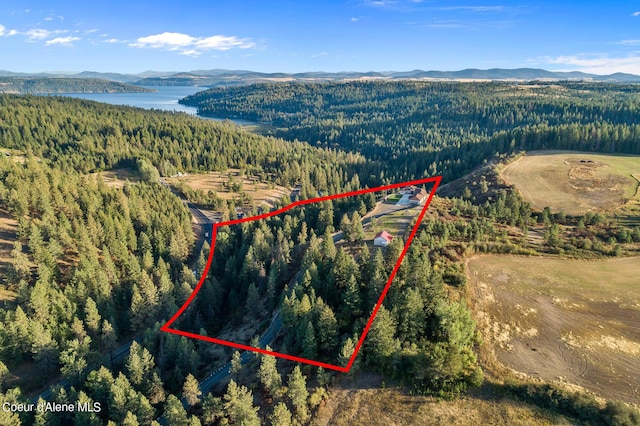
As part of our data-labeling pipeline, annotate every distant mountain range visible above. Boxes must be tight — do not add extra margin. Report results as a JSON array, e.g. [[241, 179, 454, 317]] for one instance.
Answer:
[[2, 68, 640, 89]]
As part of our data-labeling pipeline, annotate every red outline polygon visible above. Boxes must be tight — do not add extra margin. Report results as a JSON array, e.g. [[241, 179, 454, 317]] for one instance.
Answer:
[[161, 176, 442, 372]]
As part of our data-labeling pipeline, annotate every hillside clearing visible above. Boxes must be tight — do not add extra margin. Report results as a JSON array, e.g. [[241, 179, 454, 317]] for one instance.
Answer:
[[0, 208, 18, 288], [88, 167, 141, 189], [500, 151, 640, 215], [467, 255, 640, 405], [165, 168, 289, 207], [313, 374, 574, 425]]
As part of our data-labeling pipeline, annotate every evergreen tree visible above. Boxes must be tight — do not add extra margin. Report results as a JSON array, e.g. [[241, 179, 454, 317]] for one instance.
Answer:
[[163, 394, 189, 425], [74, 391, 101, 426], [60, 337, 90, 385], [321, 229, 337, 260], [100, 320, 118, 353], [201, 394, 224, 425], [84, 297, 101, 337], [230, 350, 242, 375], [30, 322, 59, 375], [122, 411, 139, 426], [270, 402, 292, 426], [223, 380, 260, 426], [338, 337, 358, 372], [182, 373, 202, 407], [286, 366, 309, 421], [350, 211, 365, 242], [339, 213, 352, 241], [315, 302, 338, 355], [258, 345, 282, 395], [301, 321, 317, 360], [147, 372, 166, 405], [364, 305, 398, 370], [0, 362, 7, 391]]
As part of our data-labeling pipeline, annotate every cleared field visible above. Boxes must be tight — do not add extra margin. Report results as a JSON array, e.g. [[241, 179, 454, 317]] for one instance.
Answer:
[[313, 374, 573, 425], [0, 148, 27, 164], [165, 168, 288, 207], [467, 255, 640, 404], [0, 208, 18, 288], [363, 201, 421, 242], [89, 168, 141, 189], [501, 151, 640, 215]]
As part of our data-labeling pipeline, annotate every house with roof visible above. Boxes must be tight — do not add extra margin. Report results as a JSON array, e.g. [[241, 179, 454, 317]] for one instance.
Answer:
[[374, 230, 393, 247], [400, 185, 417, 195], [409, 187, 428, 206]]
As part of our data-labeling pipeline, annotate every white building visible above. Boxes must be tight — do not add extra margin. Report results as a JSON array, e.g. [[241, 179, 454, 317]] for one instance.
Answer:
[[374, 230, 393, 246]]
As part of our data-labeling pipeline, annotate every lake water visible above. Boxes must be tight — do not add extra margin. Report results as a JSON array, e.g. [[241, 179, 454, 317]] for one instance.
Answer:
[[63, 86, 260, 126], [63, 86, 204, 115]]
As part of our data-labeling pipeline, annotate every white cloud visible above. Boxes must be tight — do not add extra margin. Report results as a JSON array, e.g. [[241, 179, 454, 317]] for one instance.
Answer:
[[0, 24, 4, 36], [311, 51, 328, 58], [180, 49, 201, 57], [544, 54, 640, 75], [130, 31, 255, 55], [351, 17, 360, 22], [7, 29, 17, 36], [632, 11, 640, 16], [26, 29, 51, 40], [618, 39, 640, 46], [102, 38, 122, 43], [195, 35, 254, 50], [45, 36, 80, 46], [24, 28, 68, 41], [131, 32, 195, 49], [44, 16, 53, 21]]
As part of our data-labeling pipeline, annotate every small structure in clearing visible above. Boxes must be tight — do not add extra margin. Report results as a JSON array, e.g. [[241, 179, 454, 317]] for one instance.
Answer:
[[409, 187, 428, 206], [374, 230, 393, 246]]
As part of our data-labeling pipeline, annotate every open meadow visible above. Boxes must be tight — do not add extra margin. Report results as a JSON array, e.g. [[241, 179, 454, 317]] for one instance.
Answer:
[[88, 167, 141, 189], [467, 255, 640, 405], [312, 373, 575, 426], [165, 168, 289, 208], [500, 151, 640, 215], [0, 208, 18, 290]]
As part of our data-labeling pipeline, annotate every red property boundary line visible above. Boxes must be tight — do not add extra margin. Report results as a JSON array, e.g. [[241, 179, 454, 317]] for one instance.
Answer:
[[161, 175, 442, 372]]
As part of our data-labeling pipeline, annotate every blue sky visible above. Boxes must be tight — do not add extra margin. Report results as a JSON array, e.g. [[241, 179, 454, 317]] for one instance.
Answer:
[[1, 1, 640, 74]]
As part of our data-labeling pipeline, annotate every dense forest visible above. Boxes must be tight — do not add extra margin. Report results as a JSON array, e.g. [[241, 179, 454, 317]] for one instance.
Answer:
[[0, 78, 153, 94], [182, 81, 640, 183], [0, 82, 639, 424]]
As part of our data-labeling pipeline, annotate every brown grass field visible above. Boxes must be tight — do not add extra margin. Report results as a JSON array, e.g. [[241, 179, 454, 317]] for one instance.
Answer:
[[0, 208, 18, 290], [313, 374, 575, 425], [467, 255, 640, 405], [88, 168, 141, 189], [0, 148, 27, 164], [165, 168, 288, 208], [500, 151, 640, 215]]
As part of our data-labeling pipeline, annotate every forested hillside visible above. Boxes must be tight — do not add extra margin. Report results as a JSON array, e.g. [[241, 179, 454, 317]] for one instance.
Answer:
[[0, 95, 368, 190], [182, 81, 640, 182], [0, 78, 153, 94], [0, 86, 638, 424], [0, 95, 373, 424]]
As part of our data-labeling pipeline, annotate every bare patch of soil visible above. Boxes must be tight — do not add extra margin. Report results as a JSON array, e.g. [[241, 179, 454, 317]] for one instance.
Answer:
[[468, 255, 640, 404]]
